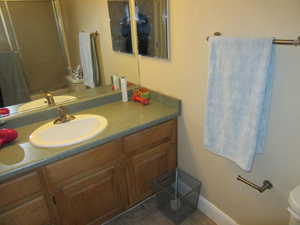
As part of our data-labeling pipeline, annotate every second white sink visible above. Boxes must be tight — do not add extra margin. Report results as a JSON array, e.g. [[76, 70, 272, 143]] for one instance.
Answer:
[[18, 96, 77, 112], [29, 114, 108, 148]]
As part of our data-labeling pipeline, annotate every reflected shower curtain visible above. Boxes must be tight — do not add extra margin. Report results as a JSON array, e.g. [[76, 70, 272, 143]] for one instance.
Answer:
[[0, 52, 30, 106]]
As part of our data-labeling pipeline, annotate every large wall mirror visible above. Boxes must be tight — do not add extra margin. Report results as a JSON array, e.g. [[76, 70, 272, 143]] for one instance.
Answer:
[[108, 0, 133, 54], [108, 0, 169, 59], [0, 0, 140, 116], [135, 0, 169, 59]]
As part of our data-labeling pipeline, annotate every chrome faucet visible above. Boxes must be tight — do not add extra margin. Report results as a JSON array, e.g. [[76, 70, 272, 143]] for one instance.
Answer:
[[43, 91, 56, 107], [54, 106, 76, 125]]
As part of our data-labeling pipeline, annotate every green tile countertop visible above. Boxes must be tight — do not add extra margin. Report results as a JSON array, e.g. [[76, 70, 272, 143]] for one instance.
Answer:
[[0, 98, 180, 182]]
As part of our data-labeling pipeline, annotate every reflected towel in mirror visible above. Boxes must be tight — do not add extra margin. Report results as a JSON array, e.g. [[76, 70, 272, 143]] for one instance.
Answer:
[[79, 32, 100, 88]]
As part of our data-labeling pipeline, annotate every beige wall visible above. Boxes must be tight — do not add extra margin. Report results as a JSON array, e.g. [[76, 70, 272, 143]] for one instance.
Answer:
[[139, 1, 300, 225], [60, 0, 140, 85]]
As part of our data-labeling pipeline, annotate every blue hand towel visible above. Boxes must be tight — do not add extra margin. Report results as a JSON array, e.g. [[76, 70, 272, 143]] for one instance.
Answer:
[[204, 37, 274, 171]]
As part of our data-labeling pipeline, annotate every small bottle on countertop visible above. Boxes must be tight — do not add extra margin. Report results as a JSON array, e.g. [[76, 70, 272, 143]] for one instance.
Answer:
[[111, 75, 120, 90], [120, 77, 128, 102]]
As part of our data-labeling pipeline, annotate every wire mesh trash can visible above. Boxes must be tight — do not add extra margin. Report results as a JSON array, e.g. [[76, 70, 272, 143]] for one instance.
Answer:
[[153, 168, 201, 224]]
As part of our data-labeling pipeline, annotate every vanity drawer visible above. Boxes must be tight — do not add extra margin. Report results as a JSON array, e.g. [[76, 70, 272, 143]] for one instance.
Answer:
[[0, 171, 42, 209], [124, 120, 175, 154], [0, 196, 51, 225], [45, 140, 122, 186]]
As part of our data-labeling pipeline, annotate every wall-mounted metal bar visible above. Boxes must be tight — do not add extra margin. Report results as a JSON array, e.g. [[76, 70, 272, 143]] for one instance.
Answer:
[[207, 32, 300, 46], [273, 37, 300, 46], [91, 31, 99, 36], [206, 32, 222, 41], [237, 175, 273, 193], [81, 30, 99, 36]]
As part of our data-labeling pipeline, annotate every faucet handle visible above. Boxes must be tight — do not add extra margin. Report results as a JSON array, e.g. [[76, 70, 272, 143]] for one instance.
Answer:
[[41, 90, 49, 95], [41, 90, 53, 98], [54, 106, 76, 125], [43, 90, 51, 97], [57, 106, 67, 117], [43, 90, 56, 107]]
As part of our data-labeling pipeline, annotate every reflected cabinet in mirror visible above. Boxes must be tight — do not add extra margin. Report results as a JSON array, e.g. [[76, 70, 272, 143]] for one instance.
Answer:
[[0, 0, 140, 116], [108, 0, 170, 59]]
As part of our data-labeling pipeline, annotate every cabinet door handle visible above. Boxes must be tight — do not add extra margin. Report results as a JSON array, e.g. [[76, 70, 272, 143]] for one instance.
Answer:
[[52, 196, 57, 205]]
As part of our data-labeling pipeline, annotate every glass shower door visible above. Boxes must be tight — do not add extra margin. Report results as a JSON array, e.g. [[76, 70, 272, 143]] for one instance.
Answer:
[[0, 8, 10, 52]]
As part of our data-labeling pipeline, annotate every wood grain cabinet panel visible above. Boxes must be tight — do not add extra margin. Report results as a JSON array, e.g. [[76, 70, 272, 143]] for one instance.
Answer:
[[0, 119, 177, 225], [0, 172, 42, 209], [131, 142, 171, 201], [124, 120, 175, 154], [45, 140, 122, 187], [126, 145, 177, 205], [0, 196, 51, 225], [54, 166, 125, 225], [125, 120, 177, 206]]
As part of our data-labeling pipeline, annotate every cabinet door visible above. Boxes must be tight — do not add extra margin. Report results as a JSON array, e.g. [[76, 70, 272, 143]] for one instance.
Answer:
[[54, 166, 125, 225], [0, 172, 42, 210], [129, 142, 176, 204], [0, 196, 51, 225]]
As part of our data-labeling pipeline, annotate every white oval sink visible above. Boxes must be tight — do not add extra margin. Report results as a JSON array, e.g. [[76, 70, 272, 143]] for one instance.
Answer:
[[29, 114, 108, 148], [18, 96, 77, 112]]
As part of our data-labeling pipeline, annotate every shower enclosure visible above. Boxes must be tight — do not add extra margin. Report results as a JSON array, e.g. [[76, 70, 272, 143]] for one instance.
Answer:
[[0, 0, 71, 98]]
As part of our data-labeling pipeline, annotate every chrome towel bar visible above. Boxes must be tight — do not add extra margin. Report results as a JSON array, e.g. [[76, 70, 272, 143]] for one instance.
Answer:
[[80, 30, 99, 36], [237, 175, 273, 193], [207, 32, 300, 46]]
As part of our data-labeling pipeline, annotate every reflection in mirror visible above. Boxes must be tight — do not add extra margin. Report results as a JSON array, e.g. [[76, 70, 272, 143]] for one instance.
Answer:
[[0, 0, 140, 117], [135, 0, 169, 59], [0, 0, 70, 107], [108, 0, 133, 54]]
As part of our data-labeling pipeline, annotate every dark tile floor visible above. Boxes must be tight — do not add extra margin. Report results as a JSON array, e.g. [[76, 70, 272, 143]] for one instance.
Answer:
[[104, 198, 217, 225]]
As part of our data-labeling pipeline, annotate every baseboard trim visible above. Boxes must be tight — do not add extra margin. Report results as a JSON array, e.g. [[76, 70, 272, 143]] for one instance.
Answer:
[[198, 195, 240, 225]]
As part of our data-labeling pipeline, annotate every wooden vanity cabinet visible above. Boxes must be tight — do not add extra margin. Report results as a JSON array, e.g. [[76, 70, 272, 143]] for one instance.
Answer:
[[51, 164, 126, 225], [0, 171, 52, 225], [124, 119, 177, 205], [0, 197, 51, 225], [44, 140, 127, 225], [0, 119, 177, 225]]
